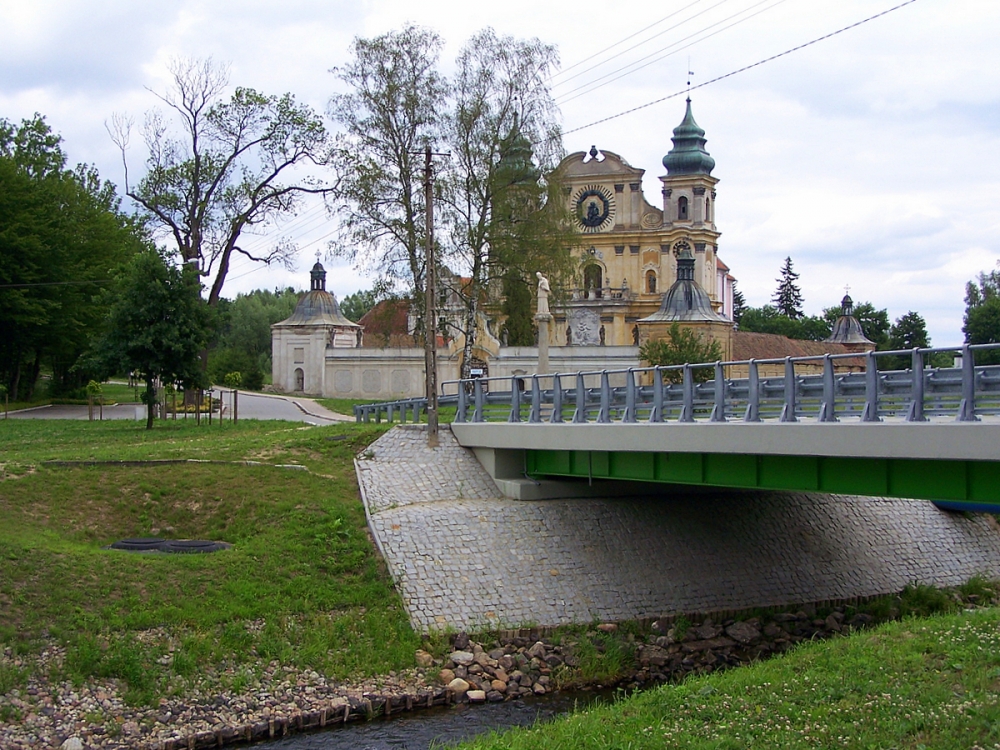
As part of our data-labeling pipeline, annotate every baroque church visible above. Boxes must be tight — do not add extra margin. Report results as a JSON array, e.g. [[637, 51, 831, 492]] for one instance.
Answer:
[[553, 97, 734, 354], [271, 100, 868, 398]]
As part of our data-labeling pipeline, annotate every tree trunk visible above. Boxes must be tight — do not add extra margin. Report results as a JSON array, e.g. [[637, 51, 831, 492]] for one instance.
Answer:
[[461, 296, 478, 380], [145, 376, 156, 430], [24, 351, 42, 401], [9, 350, 21, 402]]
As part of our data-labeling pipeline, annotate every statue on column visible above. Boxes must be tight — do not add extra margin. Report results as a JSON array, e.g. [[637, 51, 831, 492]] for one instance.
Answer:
[[536, 272, 550, 315]]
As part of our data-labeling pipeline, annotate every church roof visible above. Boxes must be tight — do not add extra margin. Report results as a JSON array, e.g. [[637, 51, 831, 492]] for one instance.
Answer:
[[639, 247, 728, 323], [824, 294, 873, 345], [277, 290, 360, 327], [274, 260, 360, 328], [663, 98, 716, 176]]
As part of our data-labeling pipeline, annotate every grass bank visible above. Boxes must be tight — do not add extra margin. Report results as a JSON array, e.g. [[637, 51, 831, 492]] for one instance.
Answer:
[[458, 607, 1000, 749], [0, 418, 419, 706]]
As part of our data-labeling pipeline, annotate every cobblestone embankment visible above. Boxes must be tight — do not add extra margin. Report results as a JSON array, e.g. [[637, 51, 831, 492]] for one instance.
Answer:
[[357, 425, 1000, 632]]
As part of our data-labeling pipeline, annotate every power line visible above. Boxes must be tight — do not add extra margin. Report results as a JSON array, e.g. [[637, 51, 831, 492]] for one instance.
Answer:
[[555, 0, 788, 106], [562, 0, 918, 137], [551, 0, 731, 88], [0, 279, 113, 289]]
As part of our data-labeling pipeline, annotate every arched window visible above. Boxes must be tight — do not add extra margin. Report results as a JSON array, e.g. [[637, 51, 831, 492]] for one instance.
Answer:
[[294, 368, 305, 391], [677, 196, 689, 220], [705, 197, 711, 222], [646, 271, 657, 294], [583, 264, 603, 297]]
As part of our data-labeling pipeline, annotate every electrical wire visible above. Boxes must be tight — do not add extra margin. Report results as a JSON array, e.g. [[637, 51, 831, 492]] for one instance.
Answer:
[[555, 0, 789, 106], [562, 0, 918, 137], [551, 0, 733, 89]]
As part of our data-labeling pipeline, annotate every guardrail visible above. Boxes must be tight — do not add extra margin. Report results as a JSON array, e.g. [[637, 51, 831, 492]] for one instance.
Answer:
[[354, 344, 1000, 426]]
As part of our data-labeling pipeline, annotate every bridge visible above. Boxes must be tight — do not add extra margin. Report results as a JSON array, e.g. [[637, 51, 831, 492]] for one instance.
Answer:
[[355, 344, 1000, 511]]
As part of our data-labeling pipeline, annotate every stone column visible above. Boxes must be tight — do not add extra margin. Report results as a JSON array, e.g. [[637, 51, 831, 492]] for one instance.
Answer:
[[535, 313, 552, 374]]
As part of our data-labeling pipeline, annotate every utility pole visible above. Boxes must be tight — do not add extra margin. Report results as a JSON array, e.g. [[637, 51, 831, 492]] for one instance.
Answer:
[[422, 145, 448, 447]]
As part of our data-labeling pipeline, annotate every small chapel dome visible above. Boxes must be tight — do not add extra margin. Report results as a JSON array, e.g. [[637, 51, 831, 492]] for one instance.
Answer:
[[638, 246, 728, 323], [663, 99, 716, 176], [825, 292, 873, 346], [277, 260, 360, 328]]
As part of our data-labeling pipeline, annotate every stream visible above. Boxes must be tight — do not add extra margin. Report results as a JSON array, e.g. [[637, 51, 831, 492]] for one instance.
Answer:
[[256, 689, 614, 749]]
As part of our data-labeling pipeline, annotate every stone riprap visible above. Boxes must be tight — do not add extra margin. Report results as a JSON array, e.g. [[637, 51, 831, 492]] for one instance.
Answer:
[[358, 425, 1000, 632]]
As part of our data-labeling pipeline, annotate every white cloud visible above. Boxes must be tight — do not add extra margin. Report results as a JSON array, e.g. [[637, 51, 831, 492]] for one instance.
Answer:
[[0, 0, 996, 346]]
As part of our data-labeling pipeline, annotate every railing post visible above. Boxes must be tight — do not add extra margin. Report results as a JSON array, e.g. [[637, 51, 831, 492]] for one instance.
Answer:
[[710, 362, 727, 422], [551, 374, 564, 423], [679, 365, 695, 423], [780, 357, 798, 422], [508, 376, 522, 423], [455, 382, 468, 423], [572, 373, 587, 423], [906, 348, 927, 422], [862, 350, 881, 422], [744, 359, 761, 422], [386, 403, 395, 424], [818, 354, 839, 422], [473, 379, 485, 422], [650, 367, 663, 423], [623, 369, 637, 423], [958, 344, 980, 422], [529, 375, 542, 423], [597, 371, 612, 423]]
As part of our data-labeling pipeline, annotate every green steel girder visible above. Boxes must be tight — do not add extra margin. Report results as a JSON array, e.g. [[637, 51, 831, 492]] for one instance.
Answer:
[[525, 449, 1000, 508]]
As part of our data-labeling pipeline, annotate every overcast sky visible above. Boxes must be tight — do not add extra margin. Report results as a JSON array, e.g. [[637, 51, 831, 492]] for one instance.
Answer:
[[2, 0, 997, 344]]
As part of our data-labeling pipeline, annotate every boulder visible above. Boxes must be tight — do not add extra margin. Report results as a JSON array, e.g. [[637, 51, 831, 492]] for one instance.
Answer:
[[415, 649, 434, 668], [467, 690, 487, 702], [449, 650, 475, 666], [447, 678, 470, 698], [438, 668, 456, 685], [725, 621, 761, 645]]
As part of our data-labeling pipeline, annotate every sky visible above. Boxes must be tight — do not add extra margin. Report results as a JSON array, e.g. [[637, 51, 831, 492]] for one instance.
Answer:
[[2, 0, 998, 345]]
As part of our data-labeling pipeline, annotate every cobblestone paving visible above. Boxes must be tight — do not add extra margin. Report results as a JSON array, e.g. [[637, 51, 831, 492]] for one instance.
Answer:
[[357, 426, 1000, 632]]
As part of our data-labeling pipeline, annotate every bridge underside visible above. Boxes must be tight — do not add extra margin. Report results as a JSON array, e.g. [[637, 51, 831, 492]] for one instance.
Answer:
[[526, 449, 1000, 512], [450, 422, 1000, 511]]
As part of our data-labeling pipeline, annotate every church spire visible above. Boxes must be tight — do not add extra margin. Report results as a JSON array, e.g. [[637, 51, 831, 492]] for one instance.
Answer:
[[663, 99, 715, 176]]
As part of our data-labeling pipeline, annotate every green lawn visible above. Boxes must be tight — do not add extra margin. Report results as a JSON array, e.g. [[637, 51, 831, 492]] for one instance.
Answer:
[[458, 608, 1000, 750], [0, 419, 413, 705]]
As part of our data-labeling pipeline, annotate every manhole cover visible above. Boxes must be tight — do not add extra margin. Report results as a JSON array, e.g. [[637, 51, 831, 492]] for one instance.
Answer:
[[105, 538, 231, 554]]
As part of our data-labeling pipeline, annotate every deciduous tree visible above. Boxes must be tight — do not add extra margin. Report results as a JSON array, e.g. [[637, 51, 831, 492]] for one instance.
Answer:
[[964, 268, 1000, 365], [92, 249, 211, 428], [639, 323, 724, 383], [110, 58, 332, 306], [328, 25, 446, 329], [444, 28, 573, 374], [0, 115, 143, 400]]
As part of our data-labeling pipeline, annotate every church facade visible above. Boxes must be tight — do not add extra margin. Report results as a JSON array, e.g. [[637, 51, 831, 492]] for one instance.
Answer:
[[551, 98, 733, 348]]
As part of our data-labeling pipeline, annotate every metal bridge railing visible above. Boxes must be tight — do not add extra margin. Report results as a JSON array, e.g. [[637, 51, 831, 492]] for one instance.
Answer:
[[352, 343, 1000, 425]]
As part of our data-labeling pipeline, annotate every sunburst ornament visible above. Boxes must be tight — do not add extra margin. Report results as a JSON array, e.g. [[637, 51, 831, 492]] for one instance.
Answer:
[[573, 185, 615, 233]]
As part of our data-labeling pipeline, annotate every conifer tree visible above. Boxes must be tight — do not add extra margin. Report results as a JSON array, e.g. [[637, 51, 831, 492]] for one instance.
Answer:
[[772, 256, 804, 319]]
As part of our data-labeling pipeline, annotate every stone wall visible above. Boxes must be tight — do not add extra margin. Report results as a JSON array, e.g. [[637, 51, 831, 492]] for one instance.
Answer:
[[357, 425, 1000, 633]]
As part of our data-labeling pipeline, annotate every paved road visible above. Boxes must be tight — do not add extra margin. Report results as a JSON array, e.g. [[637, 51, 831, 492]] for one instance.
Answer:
[[6, 391, 352, 424]]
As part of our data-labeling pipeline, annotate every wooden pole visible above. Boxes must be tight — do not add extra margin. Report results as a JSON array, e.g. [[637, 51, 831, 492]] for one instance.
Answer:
[[424, 145, 439, 447]]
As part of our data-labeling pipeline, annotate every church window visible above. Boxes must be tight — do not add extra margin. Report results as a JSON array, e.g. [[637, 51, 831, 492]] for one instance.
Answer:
[[705, 197, 711, 222], [678, 196, 689, 220], [646, 271, 657, 294]]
